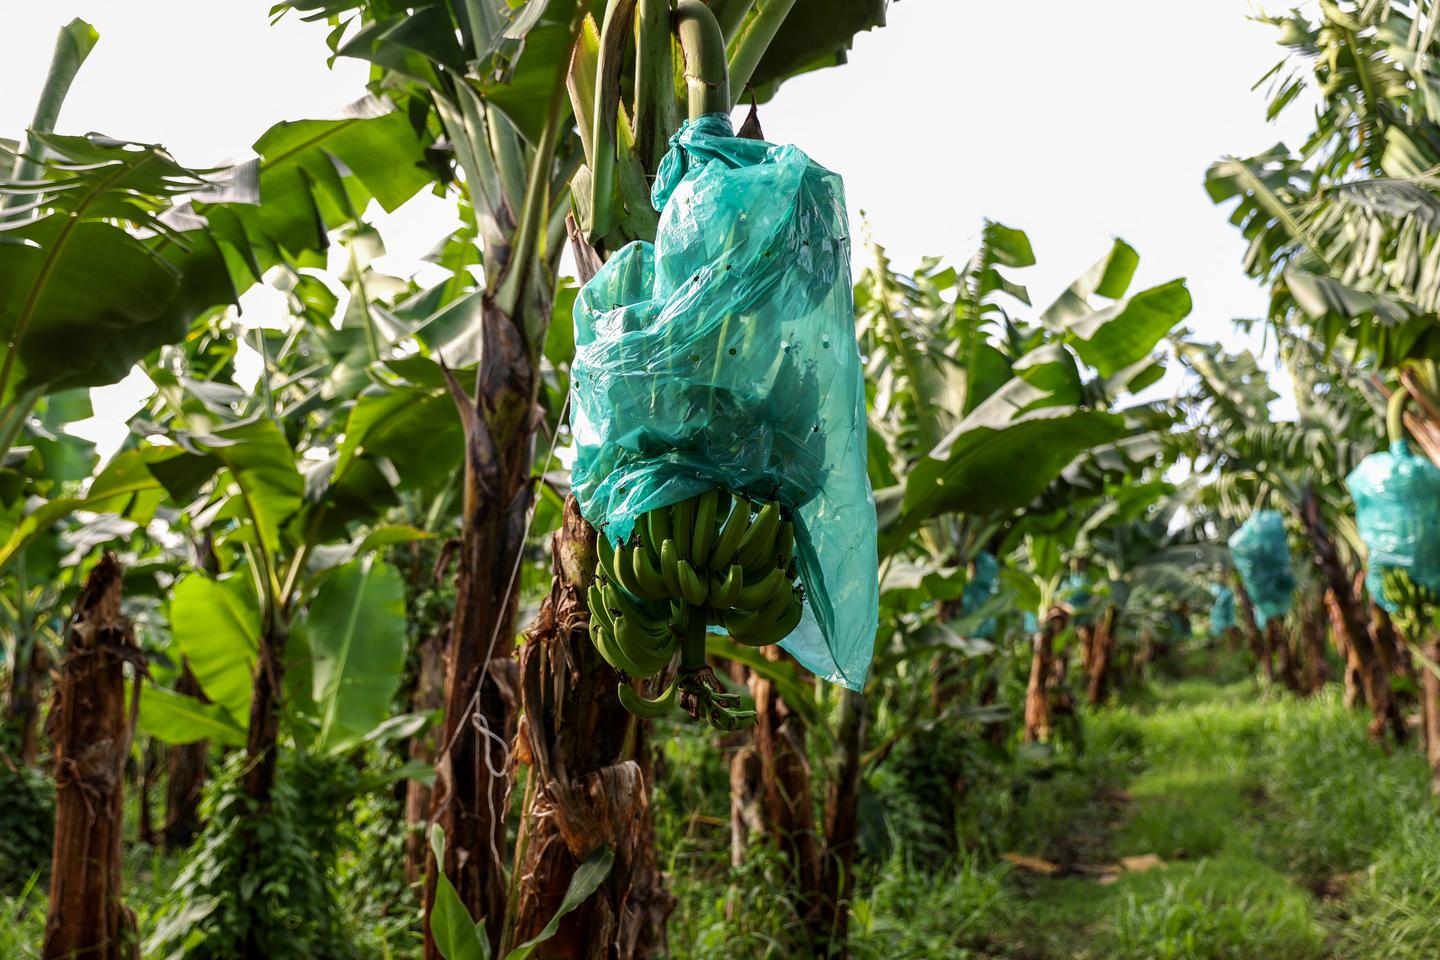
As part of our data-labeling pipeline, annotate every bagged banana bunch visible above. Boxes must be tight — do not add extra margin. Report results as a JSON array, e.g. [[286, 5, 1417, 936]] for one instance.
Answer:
[[1345, 439, 1440, 613], [570, 113, 878, 728], [960, 551, 999, 640], [1208, 583, 1235, 636], [1227, 510, 1295, 627]]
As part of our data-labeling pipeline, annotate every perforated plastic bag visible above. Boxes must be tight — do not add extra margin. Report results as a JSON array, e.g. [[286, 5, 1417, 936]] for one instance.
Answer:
[[1209, 583, 1235, 636], [1345, 440, 1440, 612], [961, 551, 999, 639], [1227, 510, 1295, 627], [1060, 572, 1094, 626], [570, 113, 878, 690]]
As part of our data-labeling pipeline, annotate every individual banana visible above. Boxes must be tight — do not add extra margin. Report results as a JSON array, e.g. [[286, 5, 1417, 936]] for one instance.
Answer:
[[660, 539, 684, 596], [632, 544, 670, 599], [773, 521, 794, 570], [612, 541, 661, 600], [690, 488, 720, 567], [707, 498, 753, 571], [678, 559, 709, 606], [592, 617, 655, 677], [613, 615, 676, 674], [596, 532, 619, 580], [603, 582, 663, 627], [736, 501, 781, 569], [674, 496, 695, 560], [588, 584, 616, 634], [725, 593, 804, 647], [647, 507, 672, 555], [709, 563, 744, 608], [735, 566, 787, 610], [617, 679, 678, 718]]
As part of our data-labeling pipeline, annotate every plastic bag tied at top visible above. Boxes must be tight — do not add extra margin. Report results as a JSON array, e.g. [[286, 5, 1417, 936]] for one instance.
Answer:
[[1346, 439, 1440, 612], [1227, 510, 1295, 627], [1209, 583, 1235, 636], [961, 551, 999, 640], [570, 114, 878, 690]]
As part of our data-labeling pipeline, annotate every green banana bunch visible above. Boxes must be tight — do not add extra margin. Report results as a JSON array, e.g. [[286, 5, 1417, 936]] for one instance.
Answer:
[[1382, 568, 1439, 642], [589, 488, 805, 728]]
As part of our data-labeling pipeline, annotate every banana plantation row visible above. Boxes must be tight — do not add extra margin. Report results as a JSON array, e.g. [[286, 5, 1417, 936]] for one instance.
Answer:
[[4, 2, 1440, 959]]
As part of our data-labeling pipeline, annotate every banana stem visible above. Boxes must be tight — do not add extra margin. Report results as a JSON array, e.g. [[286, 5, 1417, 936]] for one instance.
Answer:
[[675, 0, 730, 119], [680, 604, 708, 670], [725, 0, 798, 104], [1388, 384, 1412, 445], [4, 19, 97, 211]]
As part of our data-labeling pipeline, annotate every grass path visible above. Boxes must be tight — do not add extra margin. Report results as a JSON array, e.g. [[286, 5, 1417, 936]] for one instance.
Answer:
[[992, 675, 1440, 959]]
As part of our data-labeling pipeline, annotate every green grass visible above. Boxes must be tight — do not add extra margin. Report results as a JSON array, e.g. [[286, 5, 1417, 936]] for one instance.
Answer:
[[976, 673, 1440, 960], [9, 659, 1440, 960]]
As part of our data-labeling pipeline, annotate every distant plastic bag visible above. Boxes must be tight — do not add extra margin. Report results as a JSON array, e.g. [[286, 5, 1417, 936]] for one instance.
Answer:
[[570, 113, 878, 690], [1227, 511, 1295, 627], [1345, 440, 1440, 612], [961, 551, 999, 639], [1060, 572, 1094, 626], [1209, 583, 1235, 636]]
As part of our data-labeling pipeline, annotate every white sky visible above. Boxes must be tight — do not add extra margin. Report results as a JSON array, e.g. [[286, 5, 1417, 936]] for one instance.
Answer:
[[5, 1, 1313, 450]]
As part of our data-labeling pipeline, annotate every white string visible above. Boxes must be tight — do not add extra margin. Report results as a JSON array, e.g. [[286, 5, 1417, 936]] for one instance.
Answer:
[[433, 389, 572, 878]]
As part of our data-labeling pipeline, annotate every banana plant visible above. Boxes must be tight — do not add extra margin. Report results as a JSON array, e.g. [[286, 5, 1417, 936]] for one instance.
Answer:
[[862, 224, 1192, 557], [1208, 1, 1440, 366], [267, 1, 894, 950], [0, 19, 434, 572]]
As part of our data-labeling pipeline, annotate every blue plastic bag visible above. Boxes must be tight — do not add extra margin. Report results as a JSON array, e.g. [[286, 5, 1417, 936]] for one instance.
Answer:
[[1209, 583, 1235, 636], [961, 551, 999, 639], [1345, 439, 1440, 612], [1228, 511, 1295, 627], [570, 114, 878, 690], [1060, 572, 1094, 626]]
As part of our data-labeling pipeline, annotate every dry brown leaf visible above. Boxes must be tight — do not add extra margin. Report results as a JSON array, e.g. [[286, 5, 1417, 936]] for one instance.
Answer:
[[1120, 853, 1167, 873], [1002, 852, 1061, 875]]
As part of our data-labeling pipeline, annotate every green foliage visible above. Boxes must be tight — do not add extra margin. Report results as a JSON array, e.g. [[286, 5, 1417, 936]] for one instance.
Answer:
[[302, 556, 409, 754], [149, 752, 363, 960], [0, 758, 52, 895]]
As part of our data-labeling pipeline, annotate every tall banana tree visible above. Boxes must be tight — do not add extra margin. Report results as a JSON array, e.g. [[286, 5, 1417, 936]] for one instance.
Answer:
[[1208, 1, 1440, 367], [0, 20, 434, 551], [1174, 340, 1412, 735], [273, 0, 890, 952]]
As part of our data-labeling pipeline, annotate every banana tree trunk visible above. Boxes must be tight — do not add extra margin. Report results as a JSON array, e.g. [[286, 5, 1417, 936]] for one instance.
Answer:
[[817, 688, 867, 957], [6, 628, 48, 764], [424, 295, 540, 958], [1300, 595, 1330, 694], [162, 662, 208, 849], [1420, 635, 1440, 796], [1268, 620, 1302, 692], [509, 495, 674, 958], [138, 739, 159, 847], [1024, 609, 1068, 743], [1078, 623, 1094, 671], [1301, 491, 1406, 742], [43, 553, 139, 960], [240, 621, 286, 805], [1328, 606, 1363, 709], [1086, 605, 1118, 706], [405, 626, 447, 884], [736, 646, 859, 958], [753, 647, 822, 887], [236, 618, 288, 956]]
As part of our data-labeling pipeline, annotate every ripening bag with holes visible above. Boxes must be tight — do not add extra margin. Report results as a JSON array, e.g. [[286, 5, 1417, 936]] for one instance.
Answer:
[[569, 113, 878, 690], [1209, 583, 1235, 636], [961, 551, 999, 639], [1345, 439, 1440, 611], [1227, 510, 1296, 626]]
